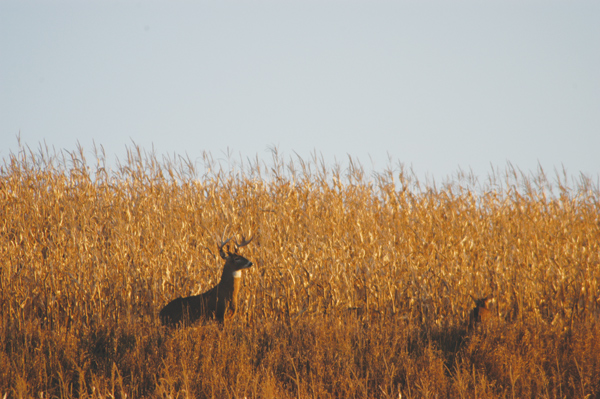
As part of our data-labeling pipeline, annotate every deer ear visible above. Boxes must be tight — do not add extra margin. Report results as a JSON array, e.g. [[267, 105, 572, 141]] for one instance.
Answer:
[[219, 248, 227, 259]]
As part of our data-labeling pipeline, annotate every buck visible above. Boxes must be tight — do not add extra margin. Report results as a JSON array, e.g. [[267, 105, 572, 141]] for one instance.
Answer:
[[468, 296, 494, 329], [160, 235, 253, 327]]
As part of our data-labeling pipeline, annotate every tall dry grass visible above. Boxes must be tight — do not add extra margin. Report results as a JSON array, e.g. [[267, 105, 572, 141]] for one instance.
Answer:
[[1, 143, 599, 398]]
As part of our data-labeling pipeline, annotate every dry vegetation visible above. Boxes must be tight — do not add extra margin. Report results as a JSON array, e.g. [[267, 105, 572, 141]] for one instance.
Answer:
[[1, 144, 599, 398]]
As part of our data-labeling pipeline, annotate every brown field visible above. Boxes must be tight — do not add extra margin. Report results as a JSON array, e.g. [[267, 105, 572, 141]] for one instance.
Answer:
[[1, 144, 599, 398]]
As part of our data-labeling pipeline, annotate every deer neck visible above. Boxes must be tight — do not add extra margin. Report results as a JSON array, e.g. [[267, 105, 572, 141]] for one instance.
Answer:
[[220, 268, 243, 296]]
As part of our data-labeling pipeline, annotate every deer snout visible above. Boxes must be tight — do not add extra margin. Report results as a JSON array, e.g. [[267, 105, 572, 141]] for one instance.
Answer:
[[239, 261, 252, 269]]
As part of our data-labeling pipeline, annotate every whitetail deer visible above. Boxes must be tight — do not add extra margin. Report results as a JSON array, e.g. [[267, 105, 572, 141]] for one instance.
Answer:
[[468, 296, 494, 329], [159, 235, 253, 327]]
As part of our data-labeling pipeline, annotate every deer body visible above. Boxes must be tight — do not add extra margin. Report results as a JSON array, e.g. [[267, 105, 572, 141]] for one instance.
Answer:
[[160, 236, 253, 327], [468, 296, 493, 329]]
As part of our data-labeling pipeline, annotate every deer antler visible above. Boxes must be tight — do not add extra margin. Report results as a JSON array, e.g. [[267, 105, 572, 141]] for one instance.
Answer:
[[234, 235, 253, 251], [215, 226, 253, 258], [217, 225, 232, 259]]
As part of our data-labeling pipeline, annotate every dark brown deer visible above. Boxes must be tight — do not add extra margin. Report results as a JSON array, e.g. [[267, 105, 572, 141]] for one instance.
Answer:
[[159, 235, 253, 327], [468, 296, 494, 330]]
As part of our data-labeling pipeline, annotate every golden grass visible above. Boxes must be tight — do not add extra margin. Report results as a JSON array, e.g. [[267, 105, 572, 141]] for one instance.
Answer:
[[1, 143, 599, 398]]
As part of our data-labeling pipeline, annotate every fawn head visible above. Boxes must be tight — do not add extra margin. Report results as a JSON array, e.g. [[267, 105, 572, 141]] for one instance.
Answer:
[[218, 234, 254, 277], [473, 296, 493, 311], [469, 295, 494, 328]]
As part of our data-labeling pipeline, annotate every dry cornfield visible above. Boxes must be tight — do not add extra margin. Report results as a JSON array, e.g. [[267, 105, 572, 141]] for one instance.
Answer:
[[1, 144, 599, 398]]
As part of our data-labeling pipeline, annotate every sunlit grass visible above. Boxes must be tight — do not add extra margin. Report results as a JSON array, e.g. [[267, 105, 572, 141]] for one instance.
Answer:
[[1, 143, 599, 398]]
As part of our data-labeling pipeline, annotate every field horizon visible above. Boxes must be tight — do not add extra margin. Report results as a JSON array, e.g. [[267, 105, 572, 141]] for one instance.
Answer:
[[1, 144, 599, 398]]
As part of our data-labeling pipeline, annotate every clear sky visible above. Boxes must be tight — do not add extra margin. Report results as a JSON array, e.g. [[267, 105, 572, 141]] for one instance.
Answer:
[[1, 1, 599, 183]]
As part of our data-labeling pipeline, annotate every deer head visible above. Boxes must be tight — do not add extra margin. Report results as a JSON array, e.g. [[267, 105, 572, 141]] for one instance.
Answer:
[[217, 233, 254, 278]]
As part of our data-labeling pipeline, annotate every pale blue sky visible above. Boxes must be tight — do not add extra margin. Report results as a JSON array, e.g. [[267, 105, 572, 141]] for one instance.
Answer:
[[1, 1, 599, 182]]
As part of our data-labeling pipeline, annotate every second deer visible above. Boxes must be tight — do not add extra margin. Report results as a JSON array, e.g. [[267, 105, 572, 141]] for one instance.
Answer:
[[468, 296, 494, 330], [160, 235, 253, 327]]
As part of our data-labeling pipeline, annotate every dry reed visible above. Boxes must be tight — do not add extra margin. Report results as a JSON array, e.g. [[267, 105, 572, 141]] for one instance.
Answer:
[[1, 143, 599, 398]]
